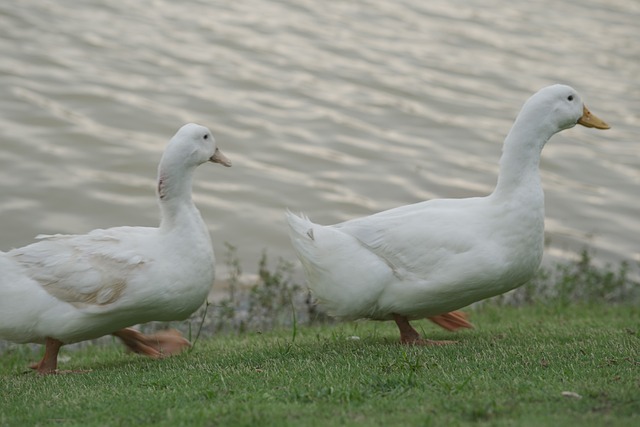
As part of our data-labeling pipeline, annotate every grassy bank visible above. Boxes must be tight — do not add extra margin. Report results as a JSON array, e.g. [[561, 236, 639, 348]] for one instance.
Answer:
[[1, 304, 638, 426]]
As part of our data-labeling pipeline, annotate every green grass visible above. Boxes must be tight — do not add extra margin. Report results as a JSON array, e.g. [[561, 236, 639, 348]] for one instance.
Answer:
[[1, 304, 638, 427]]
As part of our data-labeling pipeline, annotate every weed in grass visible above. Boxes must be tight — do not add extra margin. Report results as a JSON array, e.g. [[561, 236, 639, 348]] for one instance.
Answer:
[[194, 243, 332, 336]]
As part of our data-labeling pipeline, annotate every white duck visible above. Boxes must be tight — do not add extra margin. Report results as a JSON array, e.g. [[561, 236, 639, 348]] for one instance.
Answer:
[[287, 84, 609, 345], [0, 123, 231, 374]]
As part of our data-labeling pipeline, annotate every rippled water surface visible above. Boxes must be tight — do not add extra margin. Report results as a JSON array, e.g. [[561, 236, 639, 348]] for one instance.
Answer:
[[1, 0, 638, 275]]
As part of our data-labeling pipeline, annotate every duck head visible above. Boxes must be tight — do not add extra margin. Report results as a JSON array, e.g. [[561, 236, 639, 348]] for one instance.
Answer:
[[167, 123, 232, 169], [526, 84, 610, 133]]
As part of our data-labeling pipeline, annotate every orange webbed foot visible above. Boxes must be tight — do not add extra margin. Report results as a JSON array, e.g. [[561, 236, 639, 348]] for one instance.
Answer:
[[428, 311, 474, 331], [113, 328, 191, 358]]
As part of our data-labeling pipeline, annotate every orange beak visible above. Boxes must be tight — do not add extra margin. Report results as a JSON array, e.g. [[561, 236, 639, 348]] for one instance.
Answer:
[[577, 105, 610, 129]]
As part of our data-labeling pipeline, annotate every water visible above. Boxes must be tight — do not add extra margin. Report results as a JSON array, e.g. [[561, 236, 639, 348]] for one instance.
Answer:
[[1, 0, 639, 280]]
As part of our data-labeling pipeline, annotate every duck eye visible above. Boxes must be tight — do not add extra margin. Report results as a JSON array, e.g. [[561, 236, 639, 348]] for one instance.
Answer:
[[203, 134, 209, 140], [567, 95, 574, 101]]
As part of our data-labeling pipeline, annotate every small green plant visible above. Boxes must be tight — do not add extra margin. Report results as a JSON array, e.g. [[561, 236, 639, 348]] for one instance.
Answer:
[[212, 242, 242, 331], [202, 244, 330, 335], [244, 251, 300, 330]]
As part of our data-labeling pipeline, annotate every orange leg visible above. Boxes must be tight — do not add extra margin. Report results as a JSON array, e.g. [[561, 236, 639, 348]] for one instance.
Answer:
[[30, 337, 64, 375], [428, 311, 474, 331], [393, 314, 456, 346], [113, 328, 191, 358]]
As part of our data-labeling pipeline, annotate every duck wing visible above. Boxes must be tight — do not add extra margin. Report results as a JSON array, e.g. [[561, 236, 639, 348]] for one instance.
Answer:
[[333, 197, 487, 280], [8, 227, 155, 308]]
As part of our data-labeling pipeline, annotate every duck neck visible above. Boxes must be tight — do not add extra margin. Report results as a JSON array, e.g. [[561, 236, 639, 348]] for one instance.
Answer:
[[156, 158, 200, 232], [491, 111, 555, 201]]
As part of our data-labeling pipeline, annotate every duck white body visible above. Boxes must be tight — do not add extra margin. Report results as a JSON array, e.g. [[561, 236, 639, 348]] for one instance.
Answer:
[[0, 123, 231, 371], [288, 193, 543, 321], [287, 85, 609, 343]]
